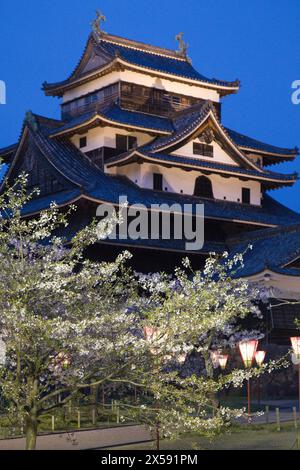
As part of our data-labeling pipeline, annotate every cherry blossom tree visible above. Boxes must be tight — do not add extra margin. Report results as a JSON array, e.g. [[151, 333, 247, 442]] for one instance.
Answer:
[[0, 176, 145, 449], [0, 176, 287, 450], [118, 256, 288, 446]]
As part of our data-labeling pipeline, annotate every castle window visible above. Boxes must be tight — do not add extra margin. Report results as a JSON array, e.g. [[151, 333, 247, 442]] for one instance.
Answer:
[[116, 134, 137, 152], [193, 143, 214, 157], [242, 187, 251, 204], [194, 176, 214, 199], [79, 136, 87, 148], [153, 173, 163, 191], [128, 136, 137, 149]]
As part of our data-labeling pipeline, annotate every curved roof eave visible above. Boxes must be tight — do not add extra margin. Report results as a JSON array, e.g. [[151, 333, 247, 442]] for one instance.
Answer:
[[43, 54, 240, 97], [105, 150, 297, 186], [49, 111, 171, 138]]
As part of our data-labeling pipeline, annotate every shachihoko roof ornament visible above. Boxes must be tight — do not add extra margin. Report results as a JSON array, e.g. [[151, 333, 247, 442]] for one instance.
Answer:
[[91, 9, 106, 42], [175, 32, 192, 63]]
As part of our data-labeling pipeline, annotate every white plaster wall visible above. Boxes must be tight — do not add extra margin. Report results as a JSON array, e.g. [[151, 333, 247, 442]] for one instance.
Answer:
[[107, 161, 262, 205], [71, 126, 153, 152], [63, 70, 220, 103], [172, 140, 239, 166], [248, 271, 300, 299]]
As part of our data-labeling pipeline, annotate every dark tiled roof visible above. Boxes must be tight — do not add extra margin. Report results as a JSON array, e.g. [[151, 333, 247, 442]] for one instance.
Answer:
[[140, 102, 266, 172], [44, 34, 239, 92], [141, 102, 212, 152], [88, 181, 300, 227], [21, 189, 82, 216], [106, 150, 298, 184], [104, 105, 174, 132], [99, 39, 237, 88], [229, 223, 300, 277], [7, 112, 300, 231], [50, 111, 95, 135], [48, 102, 298, 164], [226, 128, 298, 157], [0, 143, 18, 156], [50, 105, 174, 136]]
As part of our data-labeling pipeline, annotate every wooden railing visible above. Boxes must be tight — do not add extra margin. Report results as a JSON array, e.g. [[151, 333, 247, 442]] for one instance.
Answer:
[[62, 93, 119, 121]]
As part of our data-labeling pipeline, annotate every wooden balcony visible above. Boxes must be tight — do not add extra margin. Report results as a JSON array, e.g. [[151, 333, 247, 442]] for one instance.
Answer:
[[61, 80, 221, 122]]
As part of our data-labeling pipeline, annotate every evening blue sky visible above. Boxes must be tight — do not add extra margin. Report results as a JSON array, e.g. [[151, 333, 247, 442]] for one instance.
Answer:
[[0, 0, 300, 210]]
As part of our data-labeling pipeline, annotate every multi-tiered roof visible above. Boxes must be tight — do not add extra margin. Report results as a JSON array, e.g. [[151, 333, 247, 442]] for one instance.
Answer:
[[1, 22, 300, 296]]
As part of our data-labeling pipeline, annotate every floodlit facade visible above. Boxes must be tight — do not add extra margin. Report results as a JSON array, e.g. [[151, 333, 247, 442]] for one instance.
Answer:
[[1, 19, 300, 345]]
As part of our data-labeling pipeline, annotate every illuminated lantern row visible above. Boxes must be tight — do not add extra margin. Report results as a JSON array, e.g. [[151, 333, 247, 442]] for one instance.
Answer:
[[239, 340, 258, 368]]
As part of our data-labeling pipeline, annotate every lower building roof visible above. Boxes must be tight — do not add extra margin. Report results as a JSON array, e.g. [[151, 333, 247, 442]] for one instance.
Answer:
[[2, 111, 300, 281], [229, 223, 300, 277], [226, 128, 298, 158]]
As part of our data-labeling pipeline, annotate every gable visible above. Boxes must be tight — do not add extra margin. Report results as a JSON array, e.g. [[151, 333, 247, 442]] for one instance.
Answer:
[[147, 105, 263, 173], [80, 49, 111, 75], [8, 137, 72, 197], [171, 137, 239, 167]]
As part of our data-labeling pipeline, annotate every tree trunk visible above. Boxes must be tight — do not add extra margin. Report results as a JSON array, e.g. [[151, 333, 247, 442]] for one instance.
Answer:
[[91, 384, 99, 420], [203, 350, 220, 413], [25, 411, 38, 450]]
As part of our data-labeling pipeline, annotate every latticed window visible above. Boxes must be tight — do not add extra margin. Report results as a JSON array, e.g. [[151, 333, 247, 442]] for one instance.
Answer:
[[116, 134, 137, 151], [194, 176, 214, 199], [193, 143, 214, 157]]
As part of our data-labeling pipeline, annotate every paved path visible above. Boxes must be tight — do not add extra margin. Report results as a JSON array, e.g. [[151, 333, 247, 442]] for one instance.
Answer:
[[0, 425, 152, 451]]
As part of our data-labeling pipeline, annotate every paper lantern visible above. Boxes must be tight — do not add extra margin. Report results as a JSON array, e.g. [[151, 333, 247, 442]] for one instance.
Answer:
[[239, 340, 258, 368], [290, 337, 300, 360], [255, 351, 266, 367], [218, 354, 229, 371]]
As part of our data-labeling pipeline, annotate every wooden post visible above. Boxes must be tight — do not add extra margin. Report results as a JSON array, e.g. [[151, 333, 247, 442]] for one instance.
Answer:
[[276, 408, 281, 432], [51, 415, 55, 432], [116, 404, 120, 424], [265, 405, 269, 424], [77, 410, 81, 429], [92, 408, 96, 426], [247, 378, 251, 422], [293, 406, 298, 429]]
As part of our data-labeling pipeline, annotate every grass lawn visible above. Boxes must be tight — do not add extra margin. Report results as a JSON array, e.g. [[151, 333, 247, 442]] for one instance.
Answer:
[[108, 422, 300, 451]]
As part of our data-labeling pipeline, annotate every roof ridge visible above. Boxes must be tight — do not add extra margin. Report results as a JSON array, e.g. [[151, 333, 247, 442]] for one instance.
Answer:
[[99, 32, 187, 61]]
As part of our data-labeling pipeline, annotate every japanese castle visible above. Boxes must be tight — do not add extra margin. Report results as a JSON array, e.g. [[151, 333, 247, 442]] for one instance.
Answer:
[[1, 14, 300, 344]]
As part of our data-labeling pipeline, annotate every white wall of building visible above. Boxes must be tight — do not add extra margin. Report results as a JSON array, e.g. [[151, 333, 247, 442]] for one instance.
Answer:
[[248, 271, 300, 299], [63, 70, 220, 103], [107, 161, 262, 205], [172, 139, 239, 166], [71, 126, 153, 152]]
